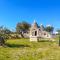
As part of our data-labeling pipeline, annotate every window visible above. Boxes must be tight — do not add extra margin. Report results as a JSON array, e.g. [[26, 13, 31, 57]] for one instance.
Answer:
[[44, 33, 46, 35], [39, 29, 41, 31]]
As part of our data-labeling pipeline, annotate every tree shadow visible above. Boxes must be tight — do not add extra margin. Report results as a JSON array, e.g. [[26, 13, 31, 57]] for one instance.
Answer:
[[6, 43, 30, 48], [38, 40, 50, 42]]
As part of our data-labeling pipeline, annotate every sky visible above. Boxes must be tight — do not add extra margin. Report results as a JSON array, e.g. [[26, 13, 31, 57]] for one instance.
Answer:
[[0, 0, 60, 31]]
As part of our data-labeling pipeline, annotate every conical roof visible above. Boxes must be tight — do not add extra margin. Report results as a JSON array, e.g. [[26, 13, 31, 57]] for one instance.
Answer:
[[31, 20, 39, 29]]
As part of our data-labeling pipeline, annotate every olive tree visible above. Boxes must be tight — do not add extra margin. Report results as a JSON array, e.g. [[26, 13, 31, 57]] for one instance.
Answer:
[[45, 26, 54, 33], [16, 21, 31, 37]]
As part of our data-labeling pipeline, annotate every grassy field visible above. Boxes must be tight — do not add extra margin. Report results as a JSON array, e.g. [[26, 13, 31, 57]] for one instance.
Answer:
[[0, 38, 60, 60]]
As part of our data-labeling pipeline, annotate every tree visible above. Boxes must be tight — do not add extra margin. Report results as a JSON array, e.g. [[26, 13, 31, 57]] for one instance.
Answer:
[[57, 30, 60, 35], [0, 26, 11, 39], [45, 26, 54, 33], [0, 36, 5, 46], [16, 21, 31, 37], [3, 27, 11, 34]]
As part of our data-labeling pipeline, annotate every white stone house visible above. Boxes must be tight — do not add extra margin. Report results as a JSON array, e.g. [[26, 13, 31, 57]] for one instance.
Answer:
[[30, 21, 52, 41]]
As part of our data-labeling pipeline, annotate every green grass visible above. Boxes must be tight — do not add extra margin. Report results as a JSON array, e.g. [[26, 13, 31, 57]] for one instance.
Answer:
[[0, 38, 60, 60]]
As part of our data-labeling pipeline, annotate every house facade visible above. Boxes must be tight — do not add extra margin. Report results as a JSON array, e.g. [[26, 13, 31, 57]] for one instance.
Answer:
[[30, 21, 52, 41]]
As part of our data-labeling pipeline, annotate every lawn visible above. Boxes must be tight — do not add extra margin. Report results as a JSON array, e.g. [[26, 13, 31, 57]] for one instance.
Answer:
[[0, 38, 60, 60]]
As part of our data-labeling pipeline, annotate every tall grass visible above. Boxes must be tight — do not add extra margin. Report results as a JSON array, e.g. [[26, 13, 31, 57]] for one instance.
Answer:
[[0, 38, 60, 60]]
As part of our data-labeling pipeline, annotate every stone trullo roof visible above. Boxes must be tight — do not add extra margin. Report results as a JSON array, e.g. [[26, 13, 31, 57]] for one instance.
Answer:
[[31, 20, 39, 29]]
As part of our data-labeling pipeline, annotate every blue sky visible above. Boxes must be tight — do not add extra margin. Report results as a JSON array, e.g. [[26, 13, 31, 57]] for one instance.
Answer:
[[0, 0, 60, 31]]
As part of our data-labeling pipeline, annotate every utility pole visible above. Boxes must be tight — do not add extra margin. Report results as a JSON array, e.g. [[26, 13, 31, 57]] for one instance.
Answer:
[[59, 35, 60, 46]]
